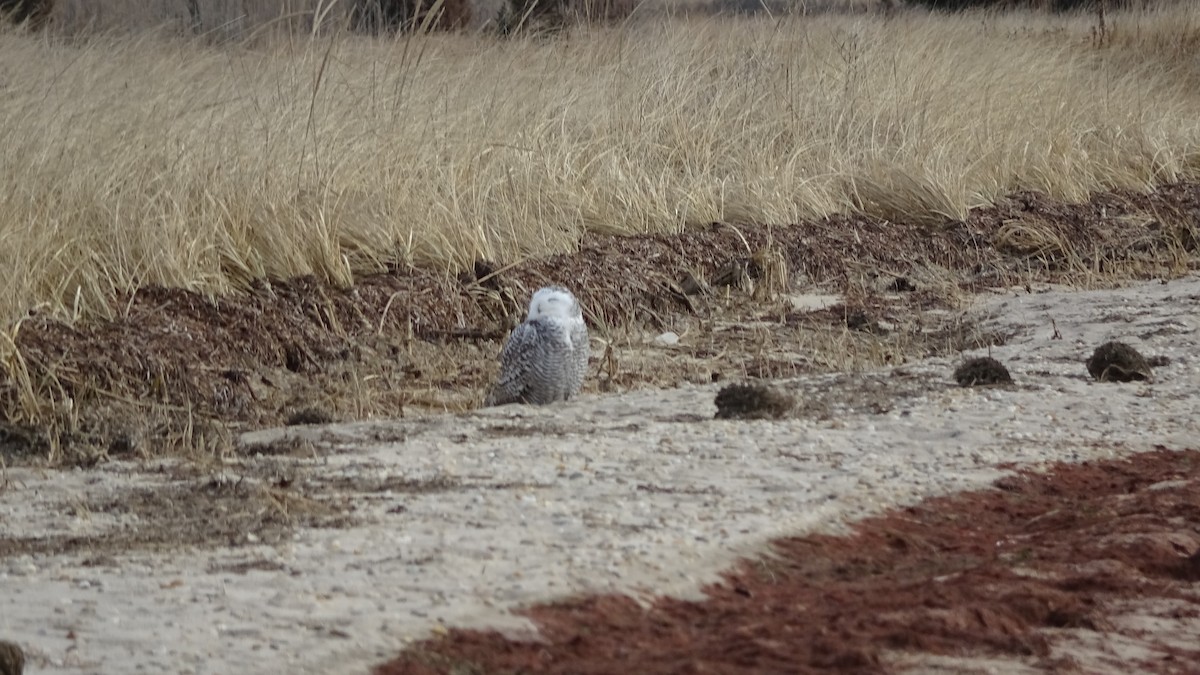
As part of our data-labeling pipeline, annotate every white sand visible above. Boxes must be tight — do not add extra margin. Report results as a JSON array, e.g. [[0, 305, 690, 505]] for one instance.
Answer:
[[2, 276, 1197, 675]]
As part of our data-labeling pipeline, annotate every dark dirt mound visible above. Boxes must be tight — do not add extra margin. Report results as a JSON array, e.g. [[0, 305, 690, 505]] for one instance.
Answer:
[[1, 182, 1198, 464], [374, 447, 1200, 675]]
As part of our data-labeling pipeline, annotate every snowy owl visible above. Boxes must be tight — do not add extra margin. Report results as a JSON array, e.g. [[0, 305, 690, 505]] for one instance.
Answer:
[[483, 285, 589, 407]]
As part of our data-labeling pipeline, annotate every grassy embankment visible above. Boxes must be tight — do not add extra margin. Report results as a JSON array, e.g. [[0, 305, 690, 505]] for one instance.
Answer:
[[1, 2, 1199, 462]]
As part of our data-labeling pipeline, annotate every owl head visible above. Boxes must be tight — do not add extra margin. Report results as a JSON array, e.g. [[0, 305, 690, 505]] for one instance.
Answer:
[[527, 285, 582, 321]]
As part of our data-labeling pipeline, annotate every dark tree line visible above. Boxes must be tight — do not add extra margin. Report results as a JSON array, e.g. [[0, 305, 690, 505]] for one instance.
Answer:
[[0, 0, 52, 28], [907, 0, 1143, 10], [349, 0, 471, 33]]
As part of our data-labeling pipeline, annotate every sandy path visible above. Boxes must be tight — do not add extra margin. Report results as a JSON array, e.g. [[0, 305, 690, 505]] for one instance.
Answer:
[[1, 276, 1197, 675]]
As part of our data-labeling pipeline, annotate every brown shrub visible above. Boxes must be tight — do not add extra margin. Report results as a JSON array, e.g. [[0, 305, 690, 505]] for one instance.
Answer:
[[0, 0, 52, 28], [350, 0, 470, 33]]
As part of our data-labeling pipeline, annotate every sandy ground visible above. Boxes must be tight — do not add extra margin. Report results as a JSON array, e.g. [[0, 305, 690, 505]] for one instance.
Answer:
[[1, 275, 1198, 674]]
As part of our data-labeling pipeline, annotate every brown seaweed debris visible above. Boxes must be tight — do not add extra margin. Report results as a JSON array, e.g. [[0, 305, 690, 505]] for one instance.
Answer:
[[373, 448, 1200, 675], [0, 641, 23, 675], [953, 356, 1014, 387], [1086, 341, 1153, 383], [714, 382, 794, 420], [285, 407, 336, 426]]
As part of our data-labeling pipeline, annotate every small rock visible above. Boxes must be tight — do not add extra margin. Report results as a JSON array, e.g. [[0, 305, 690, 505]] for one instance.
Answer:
[[654, 332, 680, 346], [108, 428, 144, 456], [787, 294, 842, 312], [285, 407, 335, 426], [679, 271, 707, 296], [846, 310, 873, 332], [1086, 341, 1153, 383], [953, 357, 1014, 387], [714, 383, 795, 420]]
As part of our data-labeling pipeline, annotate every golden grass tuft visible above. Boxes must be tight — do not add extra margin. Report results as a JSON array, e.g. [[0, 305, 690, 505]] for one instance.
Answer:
[[0, 3, 1199, 338]]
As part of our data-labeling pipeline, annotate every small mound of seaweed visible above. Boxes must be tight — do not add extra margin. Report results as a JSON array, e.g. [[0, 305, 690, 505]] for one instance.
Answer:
[[714, 382, 795, 420], [0, 640, 24, 675], [954, 356, 1014, 387], [1086, 341, 1153, 383]]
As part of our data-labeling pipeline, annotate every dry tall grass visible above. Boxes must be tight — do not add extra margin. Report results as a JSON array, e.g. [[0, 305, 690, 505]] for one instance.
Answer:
[[1, 4, 1199, 332]]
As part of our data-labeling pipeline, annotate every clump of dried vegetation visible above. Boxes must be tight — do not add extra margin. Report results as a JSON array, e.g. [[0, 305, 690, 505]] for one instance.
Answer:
[[953, 356, 1013, 387], [1, 1, 1199, 464], [714, 382, 795, 420], [1086, 340, 1154, 382]]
